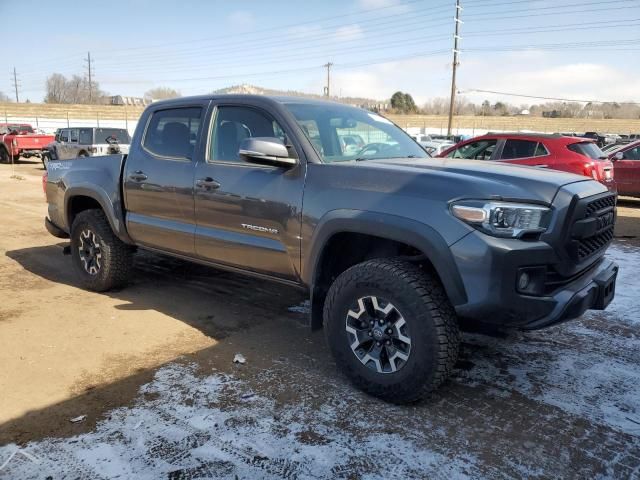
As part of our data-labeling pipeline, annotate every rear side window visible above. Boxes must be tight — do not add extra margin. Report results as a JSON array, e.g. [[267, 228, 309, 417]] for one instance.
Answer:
[[79, 128, 93, 144], [501, 139, 538, 160], [143, 107, 202, 159], [568, 141, 604, 160]]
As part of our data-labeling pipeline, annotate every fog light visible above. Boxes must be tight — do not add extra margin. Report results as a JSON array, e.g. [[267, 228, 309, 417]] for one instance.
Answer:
[[518, 272, 530, 291]]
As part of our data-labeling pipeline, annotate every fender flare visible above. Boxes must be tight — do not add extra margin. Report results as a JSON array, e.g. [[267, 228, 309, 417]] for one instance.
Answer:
[[64, 185, 134, 244], [304, 209, 468, 327]]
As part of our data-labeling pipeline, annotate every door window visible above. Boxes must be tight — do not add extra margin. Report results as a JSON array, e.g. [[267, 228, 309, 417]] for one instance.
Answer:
[[143, 107, 202, 159], [69, 129, 79, 143], [448, 139, 497, 160], [209, 106, 287, 163], [60, 129, 69, 142], [501, 139, 538, 159], [623, 146, 640, 160]]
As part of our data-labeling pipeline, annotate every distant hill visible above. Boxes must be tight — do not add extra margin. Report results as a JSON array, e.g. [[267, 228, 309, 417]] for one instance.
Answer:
[[211, 84, 388, 110]]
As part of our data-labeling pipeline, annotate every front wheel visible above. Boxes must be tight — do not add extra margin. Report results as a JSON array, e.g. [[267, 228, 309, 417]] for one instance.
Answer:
[[70, 209, 133, 291], [324, 258, 460, 403]]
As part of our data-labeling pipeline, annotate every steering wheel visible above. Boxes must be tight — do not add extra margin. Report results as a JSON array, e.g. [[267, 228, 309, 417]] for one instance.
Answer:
[[355, 142, 393, 157]]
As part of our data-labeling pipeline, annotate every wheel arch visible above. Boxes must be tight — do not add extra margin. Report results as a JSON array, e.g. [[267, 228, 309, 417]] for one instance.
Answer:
[[304, 210, 468, 330], [64, 186, 133, 244]]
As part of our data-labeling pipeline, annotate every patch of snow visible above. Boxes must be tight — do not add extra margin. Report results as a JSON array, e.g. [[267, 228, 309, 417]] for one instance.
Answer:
[[287, 300, 310, 315], [0, 363, 480, 479]]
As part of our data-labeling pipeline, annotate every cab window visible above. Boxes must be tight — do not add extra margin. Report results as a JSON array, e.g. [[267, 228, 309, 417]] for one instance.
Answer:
[[209, 106, 288, 163], [143, 107, 202, 159], [448, 139, 497, 160], [60, 129, 70, 142]]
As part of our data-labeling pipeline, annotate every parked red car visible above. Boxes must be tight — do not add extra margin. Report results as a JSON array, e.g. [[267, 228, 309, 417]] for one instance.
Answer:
[[0, 123, 55, 163], [437, 133, 615, 187], [608, 140, 640, 197]]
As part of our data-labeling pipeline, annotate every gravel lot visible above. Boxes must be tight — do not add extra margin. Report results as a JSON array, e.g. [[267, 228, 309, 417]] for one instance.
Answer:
[[1, 160, 639, 479]]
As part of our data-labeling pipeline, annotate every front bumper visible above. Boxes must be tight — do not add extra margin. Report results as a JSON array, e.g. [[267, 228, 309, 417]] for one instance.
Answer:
[[451, 230, 618, 330]]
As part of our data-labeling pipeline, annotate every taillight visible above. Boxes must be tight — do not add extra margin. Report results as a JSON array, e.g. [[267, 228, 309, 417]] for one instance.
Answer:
[[42, 172, 48, 196], [12, 138, 17, 147]]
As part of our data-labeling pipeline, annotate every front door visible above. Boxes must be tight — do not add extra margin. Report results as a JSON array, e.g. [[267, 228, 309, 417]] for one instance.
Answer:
[[194, 104, 305, 281], [123, 104, 206, 256], [614, 144, 640, 195]]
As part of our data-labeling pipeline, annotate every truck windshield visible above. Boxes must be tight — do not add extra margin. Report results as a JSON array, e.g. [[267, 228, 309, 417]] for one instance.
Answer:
[[284, 103, 428, 163], [9, 124, 33, 133], [94, 128, 131, 144]]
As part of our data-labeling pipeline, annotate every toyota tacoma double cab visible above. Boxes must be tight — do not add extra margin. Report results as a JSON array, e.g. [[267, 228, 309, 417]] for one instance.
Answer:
[[44, 95, 618, 403]]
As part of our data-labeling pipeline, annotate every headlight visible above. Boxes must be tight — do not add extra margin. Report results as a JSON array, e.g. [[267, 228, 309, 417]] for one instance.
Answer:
[[450, 200, 551, 238]]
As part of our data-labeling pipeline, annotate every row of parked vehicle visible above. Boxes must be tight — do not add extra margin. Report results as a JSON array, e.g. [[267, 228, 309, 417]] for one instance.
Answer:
[[0, 123, 131, 165], [409, 131, 638, 197]]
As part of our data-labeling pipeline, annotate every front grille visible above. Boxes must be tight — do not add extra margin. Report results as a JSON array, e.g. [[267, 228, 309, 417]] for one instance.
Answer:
[[566, 192, 616, 264], [577, 228, 614, 261], [585, 195, 616, 216]]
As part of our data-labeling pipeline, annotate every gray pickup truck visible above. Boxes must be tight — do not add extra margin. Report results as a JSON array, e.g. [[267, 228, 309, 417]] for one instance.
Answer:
[[44, 95, 618, 403]]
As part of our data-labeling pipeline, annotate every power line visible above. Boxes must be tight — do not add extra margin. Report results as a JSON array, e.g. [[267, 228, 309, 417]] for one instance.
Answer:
[[464, 0, 640, 17], [463, 89, 640, 105], [448, 0, 462, 136]]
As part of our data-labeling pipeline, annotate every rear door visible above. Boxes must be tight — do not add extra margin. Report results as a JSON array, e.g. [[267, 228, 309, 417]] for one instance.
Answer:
[[497, 139, 551, 168], [57, 129, 70, 159], [614, 144, 640, 195], [123, 102, 207, 256], [193, 103, 305, 281]]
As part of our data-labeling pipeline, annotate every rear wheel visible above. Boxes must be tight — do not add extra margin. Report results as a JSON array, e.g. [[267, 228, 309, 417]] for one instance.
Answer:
[[324, 258, 460, 403], [70, 209, 133, 291], [0, 147, 10, 163]]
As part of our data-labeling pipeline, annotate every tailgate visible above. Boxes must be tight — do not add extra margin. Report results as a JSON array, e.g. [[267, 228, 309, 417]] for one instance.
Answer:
[[15, 134, 54, 149]]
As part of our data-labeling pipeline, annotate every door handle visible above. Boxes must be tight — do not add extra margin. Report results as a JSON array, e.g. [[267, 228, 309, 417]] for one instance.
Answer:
[[196, 177, 221, 189], [129, 170, 148, 181]]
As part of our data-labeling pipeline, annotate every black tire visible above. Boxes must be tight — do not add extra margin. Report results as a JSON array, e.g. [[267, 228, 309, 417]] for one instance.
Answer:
[[70, 209, 133, 291], [0, 147, 9, 164], [324, 258, 460, 403]]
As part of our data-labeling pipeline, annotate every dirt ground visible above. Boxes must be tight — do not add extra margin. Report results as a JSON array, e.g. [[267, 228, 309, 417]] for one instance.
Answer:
[[1, 159, 639, 479]]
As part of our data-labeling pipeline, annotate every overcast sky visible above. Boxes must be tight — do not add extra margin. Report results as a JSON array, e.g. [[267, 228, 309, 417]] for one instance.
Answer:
[[2, 0, 639, 105]]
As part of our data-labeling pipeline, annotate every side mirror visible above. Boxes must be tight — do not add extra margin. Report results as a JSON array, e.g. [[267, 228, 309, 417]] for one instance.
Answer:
[[239, 137, 297, 167], [613, 151, 624, 161]]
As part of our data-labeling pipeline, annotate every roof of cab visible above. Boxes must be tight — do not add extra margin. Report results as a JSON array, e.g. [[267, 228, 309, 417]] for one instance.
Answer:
[[146, 94, 356, 108]]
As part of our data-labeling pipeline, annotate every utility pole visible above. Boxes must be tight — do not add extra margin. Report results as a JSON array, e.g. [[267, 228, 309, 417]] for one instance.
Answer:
[[447, 0, 462, 137], [11, 67, 19, 103], [323, 62, 333, 97], [85, 52, 93, 103]]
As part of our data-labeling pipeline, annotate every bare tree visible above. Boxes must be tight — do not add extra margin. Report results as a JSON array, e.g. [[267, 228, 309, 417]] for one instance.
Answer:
[[45, 73, 106, 104], [145, 87, 181, 100]]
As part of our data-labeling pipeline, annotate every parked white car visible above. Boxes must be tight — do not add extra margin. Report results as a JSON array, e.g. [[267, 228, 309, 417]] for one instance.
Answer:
[[420, 140, 455, 156]]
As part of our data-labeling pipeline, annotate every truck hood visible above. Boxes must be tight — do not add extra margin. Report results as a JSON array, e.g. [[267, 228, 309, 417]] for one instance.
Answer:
[[347, 157, 599, 203]]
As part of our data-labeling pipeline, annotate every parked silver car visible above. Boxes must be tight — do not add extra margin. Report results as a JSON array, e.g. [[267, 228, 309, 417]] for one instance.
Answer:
[[46, 127, 131, 161]]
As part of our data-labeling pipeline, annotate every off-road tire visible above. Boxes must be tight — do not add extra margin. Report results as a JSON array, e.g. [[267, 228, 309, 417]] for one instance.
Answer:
[[70, 209, 133, 291], [324, 258, 460, 403], [0, 147, 9, 164]]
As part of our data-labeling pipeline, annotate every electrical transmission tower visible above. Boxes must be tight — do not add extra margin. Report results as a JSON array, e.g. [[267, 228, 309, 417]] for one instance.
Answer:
[[447, 0, 462, 137], [85, 52, 93, 103], [11, 67, 20, 103], [323, 62, 333, 97]]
